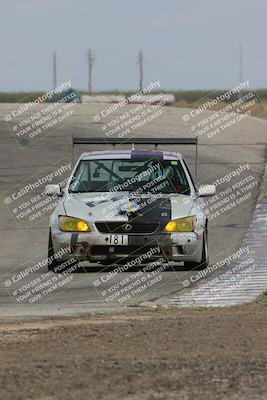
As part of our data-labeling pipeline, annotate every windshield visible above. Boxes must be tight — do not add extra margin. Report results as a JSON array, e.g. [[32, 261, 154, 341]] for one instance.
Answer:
[[69, 158, 191, 195]]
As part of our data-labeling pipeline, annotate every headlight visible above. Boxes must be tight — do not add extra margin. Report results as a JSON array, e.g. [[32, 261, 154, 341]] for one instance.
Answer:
[[58, 216, 90, 232], [164, 216, 196, 232]]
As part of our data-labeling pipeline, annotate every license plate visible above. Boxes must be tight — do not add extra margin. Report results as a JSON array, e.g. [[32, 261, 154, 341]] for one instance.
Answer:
[[107, 235, 128, 245]]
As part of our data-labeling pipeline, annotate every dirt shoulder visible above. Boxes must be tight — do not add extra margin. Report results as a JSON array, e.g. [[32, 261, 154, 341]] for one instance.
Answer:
[[0, 301, 267, 400]]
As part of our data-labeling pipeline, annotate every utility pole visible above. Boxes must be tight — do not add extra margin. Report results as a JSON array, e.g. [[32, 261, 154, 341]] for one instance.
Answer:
[[239, 43, 243, 84], [88, 49, 94, 95], [53, 51, 57, 89], [238, 43, 243, 99], [137, 50, 144, 91]]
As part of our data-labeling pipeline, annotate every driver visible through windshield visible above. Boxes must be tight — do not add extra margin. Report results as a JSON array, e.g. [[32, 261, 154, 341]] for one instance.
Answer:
[[69, 158, 191, 195]]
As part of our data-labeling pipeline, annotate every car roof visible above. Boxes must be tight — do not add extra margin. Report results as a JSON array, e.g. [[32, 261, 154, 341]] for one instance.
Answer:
[[79, 150, 183, 161]]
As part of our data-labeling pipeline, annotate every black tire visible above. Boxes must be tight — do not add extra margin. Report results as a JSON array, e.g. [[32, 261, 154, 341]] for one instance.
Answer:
[[184, 230, 209, 270], [47, 229, 78, 273], [48, 230, 62, 272], [48, 231, 79, 273]]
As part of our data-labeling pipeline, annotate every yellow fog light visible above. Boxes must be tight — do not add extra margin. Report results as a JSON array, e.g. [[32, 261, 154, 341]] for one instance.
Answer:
[[59, 216, 90, 232], [164, 216, 196, 232]]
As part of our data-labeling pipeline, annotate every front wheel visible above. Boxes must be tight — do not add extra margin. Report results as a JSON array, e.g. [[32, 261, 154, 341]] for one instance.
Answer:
[[47, 230, 78, 273], [48, 230, 62, 272], [184, 230, 209, 271]]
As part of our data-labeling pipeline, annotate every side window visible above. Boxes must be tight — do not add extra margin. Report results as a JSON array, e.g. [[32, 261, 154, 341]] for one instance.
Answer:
[[80, 163, 89, 181], [174, 162, 186, 185], [69, 161, 89, 192], [182, 158, 196, 191]]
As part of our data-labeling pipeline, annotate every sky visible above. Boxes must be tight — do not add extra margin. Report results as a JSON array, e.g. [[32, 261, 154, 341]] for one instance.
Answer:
[[0, 0, 266, 92]]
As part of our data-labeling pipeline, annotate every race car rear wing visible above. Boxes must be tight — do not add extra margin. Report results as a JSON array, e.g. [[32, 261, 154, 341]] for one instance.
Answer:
[[72, 137, 198, 178]]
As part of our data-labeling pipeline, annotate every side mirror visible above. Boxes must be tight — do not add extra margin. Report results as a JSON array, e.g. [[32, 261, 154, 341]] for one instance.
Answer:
[[198, 184, 216, 197], [45, 184, 62, 196]]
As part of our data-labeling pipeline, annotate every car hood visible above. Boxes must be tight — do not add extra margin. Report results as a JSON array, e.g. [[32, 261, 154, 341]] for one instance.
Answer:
[[62, 192, 195, 222]]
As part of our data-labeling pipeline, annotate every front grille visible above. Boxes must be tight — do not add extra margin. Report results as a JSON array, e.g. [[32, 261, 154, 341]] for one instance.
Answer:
[[95, 222, 159, 234]]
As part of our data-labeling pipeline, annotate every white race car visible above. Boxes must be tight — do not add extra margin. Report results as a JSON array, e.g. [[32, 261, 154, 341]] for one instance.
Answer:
[[45, 138, 216, 272]]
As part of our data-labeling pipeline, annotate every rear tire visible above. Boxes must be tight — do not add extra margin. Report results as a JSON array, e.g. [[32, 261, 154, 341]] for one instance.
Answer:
[[184, 230, 209, 270]]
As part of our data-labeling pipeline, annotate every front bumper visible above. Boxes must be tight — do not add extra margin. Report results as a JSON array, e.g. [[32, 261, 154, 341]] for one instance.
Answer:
[[51, 229, 203, 264]]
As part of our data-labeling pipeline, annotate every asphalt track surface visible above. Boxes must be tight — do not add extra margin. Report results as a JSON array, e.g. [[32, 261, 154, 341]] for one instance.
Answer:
[[0, 102, 266, 320]]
